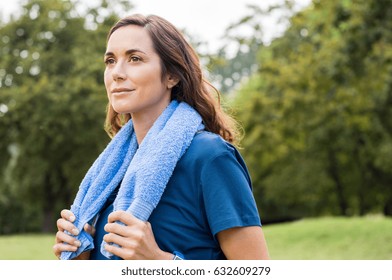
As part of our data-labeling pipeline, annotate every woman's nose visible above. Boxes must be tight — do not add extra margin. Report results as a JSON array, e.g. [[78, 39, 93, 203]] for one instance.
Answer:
[[112, 61, 126, 81]]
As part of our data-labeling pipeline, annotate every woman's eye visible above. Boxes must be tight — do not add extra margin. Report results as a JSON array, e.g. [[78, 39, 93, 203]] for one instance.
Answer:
[[105, 58, 115, 65], [129, 56, 141, 62]]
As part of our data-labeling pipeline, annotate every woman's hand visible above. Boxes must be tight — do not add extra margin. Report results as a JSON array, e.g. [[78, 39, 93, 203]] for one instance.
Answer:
[[53, 209, 95, 260], [103, 210, 173, 260]]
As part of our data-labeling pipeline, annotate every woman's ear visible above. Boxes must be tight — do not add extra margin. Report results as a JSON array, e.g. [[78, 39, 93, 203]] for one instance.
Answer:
[[166, 74, 180, 89]]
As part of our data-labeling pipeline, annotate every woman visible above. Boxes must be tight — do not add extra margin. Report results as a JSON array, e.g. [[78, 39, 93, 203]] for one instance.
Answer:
[[53, 14, 269, 260]]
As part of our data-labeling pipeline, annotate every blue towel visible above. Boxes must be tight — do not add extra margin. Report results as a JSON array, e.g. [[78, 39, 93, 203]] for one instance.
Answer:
[[60, 101, 203, 260]]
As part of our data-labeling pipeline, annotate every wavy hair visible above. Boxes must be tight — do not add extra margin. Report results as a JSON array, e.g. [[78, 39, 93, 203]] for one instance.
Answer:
[[104, 14, 241, 144]]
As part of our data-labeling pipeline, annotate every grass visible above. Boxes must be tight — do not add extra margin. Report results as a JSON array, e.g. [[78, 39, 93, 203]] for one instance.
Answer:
[[263, 215, 392, 259], [0, 234, 57, 260], [0, 216, 391, 260]]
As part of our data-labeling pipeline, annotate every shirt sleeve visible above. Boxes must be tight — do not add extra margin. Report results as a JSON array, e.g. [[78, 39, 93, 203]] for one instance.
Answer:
[[200, 146, 262, 237]]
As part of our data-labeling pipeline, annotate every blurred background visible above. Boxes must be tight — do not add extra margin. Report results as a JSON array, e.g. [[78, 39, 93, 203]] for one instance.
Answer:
[[0, 0, 391, 259]]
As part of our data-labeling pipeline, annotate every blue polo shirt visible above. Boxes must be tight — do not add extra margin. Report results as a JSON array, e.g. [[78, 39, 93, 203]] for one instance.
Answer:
[[90, 131, 261, 260]]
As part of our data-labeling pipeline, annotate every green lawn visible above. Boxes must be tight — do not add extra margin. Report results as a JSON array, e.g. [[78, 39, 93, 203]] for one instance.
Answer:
[[0, 233, 57, 260], [0, 216, 391, 260], [263, 215, 392, 259]]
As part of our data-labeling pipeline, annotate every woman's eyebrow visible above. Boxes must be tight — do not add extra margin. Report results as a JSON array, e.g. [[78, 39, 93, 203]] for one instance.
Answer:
[[104, 51, 115, 57], [104, 49, 147, 57], [125, 48, 147, 55]]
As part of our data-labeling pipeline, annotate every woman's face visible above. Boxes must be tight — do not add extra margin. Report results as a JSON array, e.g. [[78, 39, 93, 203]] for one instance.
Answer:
[[104, 25, 175, 119]]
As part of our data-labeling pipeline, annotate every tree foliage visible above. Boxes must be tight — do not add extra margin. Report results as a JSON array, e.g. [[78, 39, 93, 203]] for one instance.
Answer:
[[0, 0, 131, 233], [233, 0, 392, 222], [205, 1, 308, 94]]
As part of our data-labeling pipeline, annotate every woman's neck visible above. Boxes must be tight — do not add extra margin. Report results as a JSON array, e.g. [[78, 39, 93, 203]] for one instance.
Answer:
[[130, 99, 171, 145], [131, 107, 167, 145], [132, 115, 155, 145]]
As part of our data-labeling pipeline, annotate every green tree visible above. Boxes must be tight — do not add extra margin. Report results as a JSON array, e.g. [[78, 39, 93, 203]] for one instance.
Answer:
[[0, 0, 132, 233], [234, 0, 392, 222], [205, 1, 307, 94]]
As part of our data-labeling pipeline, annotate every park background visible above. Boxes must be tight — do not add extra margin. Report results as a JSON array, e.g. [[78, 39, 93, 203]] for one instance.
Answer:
[[0, 0, 391, 259]]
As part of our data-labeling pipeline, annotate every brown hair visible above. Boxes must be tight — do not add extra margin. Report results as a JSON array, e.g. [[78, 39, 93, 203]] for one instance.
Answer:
[[104, 14, 241, 144]]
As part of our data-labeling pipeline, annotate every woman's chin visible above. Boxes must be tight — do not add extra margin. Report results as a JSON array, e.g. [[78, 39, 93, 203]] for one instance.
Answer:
[[112, 105, 133, 115]]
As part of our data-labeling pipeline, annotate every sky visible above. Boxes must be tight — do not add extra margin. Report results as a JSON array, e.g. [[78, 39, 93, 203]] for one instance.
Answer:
[[0, 0, 311, 52]]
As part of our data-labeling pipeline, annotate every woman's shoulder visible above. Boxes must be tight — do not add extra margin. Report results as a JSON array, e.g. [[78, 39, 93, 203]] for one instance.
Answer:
[[179, 131, 241, 169], [190, 130, 235, 156]]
